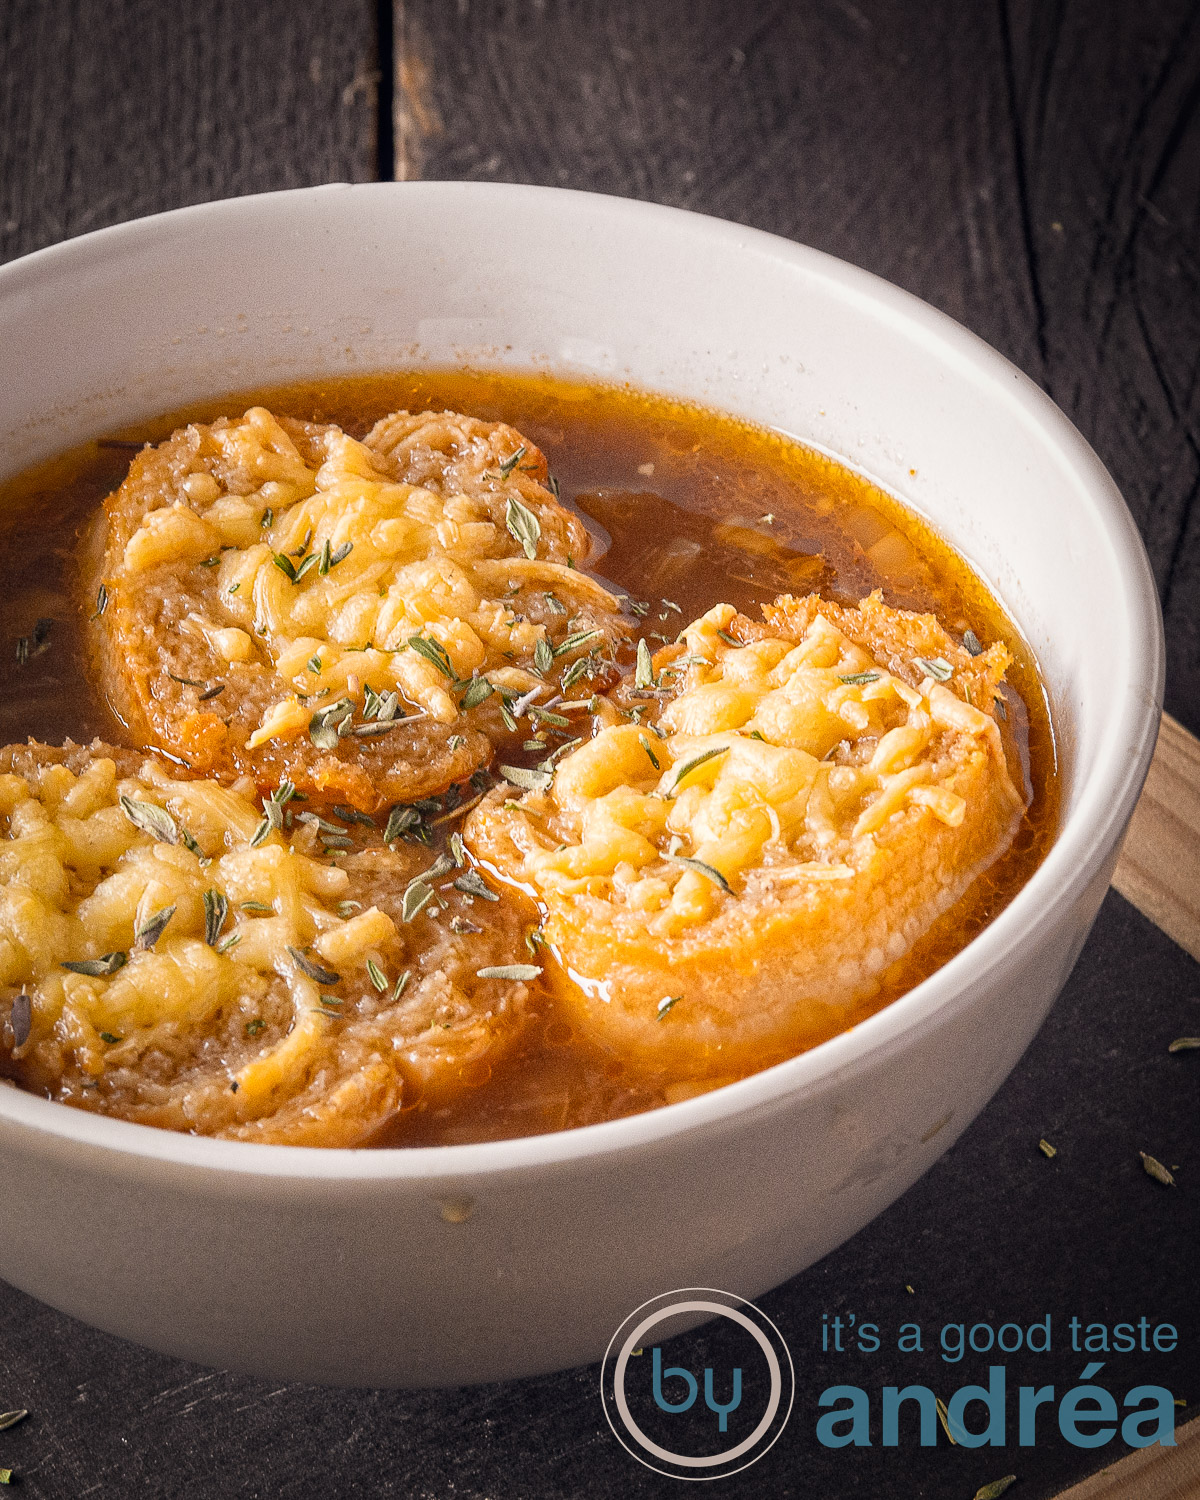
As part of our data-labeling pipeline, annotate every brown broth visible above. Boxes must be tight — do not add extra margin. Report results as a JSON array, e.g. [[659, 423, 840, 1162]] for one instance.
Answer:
[[0, 371, 1058, 1144]]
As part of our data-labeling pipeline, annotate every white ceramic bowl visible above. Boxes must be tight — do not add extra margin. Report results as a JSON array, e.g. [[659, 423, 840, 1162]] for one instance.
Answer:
[[0, 184, 1162, 1387]]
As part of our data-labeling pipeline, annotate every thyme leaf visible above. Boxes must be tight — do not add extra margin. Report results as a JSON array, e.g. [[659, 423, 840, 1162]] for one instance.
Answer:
[[401, 878, 435, 923], [119, 796, 178, 845], [287, 946, 341, 986], [666, 746, 728, 796], [666, 854, 731, 893], [407, 634, 456, 679], [1139, 1151, 1176, 1187], [505, 494, 541, 560], [635, 638, 655, 689], [460, 677, 494, 710], [499, 764, 554, 792], [912, 655, 953, 682], [203, 889, 229, 947], [9, 993, 31, 1048], [135, 904, 176, 951], [454, 870, 498, 901], [63, 951, 127, 977]]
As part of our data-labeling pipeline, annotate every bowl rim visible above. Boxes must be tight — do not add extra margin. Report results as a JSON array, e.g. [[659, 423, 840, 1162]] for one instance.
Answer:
[[0, 180, 1165, 1181]]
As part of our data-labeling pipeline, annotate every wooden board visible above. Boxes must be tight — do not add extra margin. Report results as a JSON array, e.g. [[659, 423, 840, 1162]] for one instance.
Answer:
[[1054, 1413, 1200, 1498], [0, 3, 1197, 1499], [1114, 713, 1200, 962]]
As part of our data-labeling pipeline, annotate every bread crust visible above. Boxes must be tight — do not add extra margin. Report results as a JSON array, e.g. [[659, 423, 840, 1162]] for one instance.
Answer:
[[467, 593, 1026, 1076], [90, 407, 626, 810]]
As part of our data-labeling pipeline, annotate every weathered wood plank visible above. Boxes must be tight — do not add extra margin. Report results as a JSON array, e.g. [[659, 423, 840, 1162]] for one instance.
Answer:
[[0, 0, 380, 266], [1113, 711, 1200, 960], [398, 0, 1200, 735]]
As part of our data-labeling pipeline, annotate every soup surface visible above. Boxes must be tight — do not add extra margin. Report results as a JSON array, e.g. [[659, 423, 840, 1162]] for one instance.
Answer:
[[0, 371, 1057, 1144]]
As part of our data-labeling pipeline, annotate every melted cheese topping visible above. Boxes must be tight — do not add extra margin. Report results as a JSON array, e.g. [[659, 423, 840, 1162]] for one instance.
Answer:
[[0, 750, 392, 1112], [497, 601, 1019, 936], [119, 406, 618, 742]]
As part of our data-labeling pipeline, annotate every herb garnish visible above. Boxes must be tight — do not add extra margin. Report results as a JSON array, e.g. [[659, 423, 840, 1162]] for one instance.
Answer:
[[666, 854, 731, 893], [973, 1478, 1017, 1500], [63, 952, 127, 977], [454, 870, 497, 901], [309, 696, 355, 750], [638, 733, 661, 770], [666, 746, 728, 796], [287, 947, 341, 986], [657, 995, 682, 1020], [14, 618, 53, 666], [554, 629, 602, 658], [99, 1032, 122, 1045], [203, 889, 229, 947], [1139, 1151, 1176, 1187], [260, 507, 274, 528], [963, 630, 984, 656], [1168, 1037, 1200, 1053], [460, 677, 494, 710], [839, 671, 880, 686], [497, 445, 527, 481], [635, 638, 655, 689], [477, 964, 542, 982], [393, 970, 412, 1000], [9, 993, 31, 1048], [912, 655, 953, 682], [317, 539, 353, 574], [251, 779, 297, 846], [241, 900, 273, 915], [407, 634, 456, 679], [401, 878, 435, 923], [198, 682, 226, 701], [505, 495, 541, 560], [935, 1396, 957, 1445], [384, 805, 423, 844], [366, 959, 388, 993], [534, 636, 554, 676], [91, 584, 108, 619], [135, 904, 176, 951], [1038, 1138, 1057, 1159], [245, 1018, 266, 1037], [500, 764, 554, 792], [119, 796, 178, 844]]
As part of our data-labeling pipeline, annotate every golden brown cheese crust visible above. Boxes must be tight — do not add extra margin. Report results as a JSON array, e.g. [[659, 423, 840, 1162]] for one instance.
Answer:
[[91, 407, 626, 810], [0, 741, 536, 1145], [466, 593, 1026, 1076]]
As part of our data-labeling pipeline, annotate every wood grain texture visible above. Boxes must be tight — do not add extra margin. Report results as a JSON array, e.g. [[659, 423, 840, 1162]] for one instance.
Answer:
[[1114, 712, 1200, 961], [399, 0, 1200, 737], [0, 0, 380, 266], [1053, 1413, 1200, 1498], [0, 3, 1196, 1497]]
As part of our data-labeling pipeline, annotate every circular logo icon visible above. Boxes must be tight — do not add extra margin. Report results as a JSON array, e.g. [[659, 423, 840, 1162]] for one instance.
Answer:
[[600, 1287, 794, 1480]]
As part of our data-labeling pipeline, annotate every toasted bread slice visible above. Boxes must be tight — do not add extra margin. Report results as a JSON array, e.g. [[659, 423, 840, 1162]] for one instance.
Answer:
[[466, 592, 1026, 1076], [90, 406, 626, 810], [0, 740, 536, 1144]]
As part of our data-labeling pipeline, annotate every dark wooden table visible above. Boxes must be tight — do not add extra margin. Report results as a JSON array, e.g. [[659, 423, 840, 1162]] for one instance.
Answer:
[[1, 3, 1198, 1495]]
